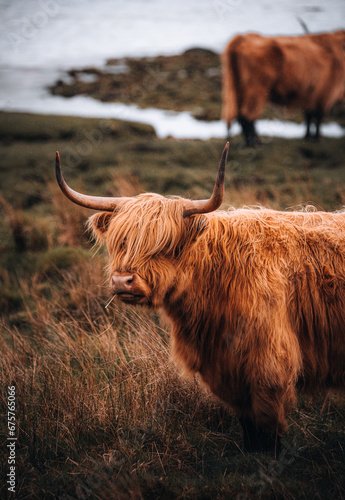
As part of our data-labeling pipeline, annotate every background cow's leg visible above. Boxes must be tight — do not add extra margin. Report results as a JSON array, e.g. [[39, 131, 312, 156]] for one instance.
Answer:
[[314, 109, 323, 141], [304, 110, 312, 139], [238, 116, 261, 147], [305, 110, 323, 140], [239, 417, 281, 456]]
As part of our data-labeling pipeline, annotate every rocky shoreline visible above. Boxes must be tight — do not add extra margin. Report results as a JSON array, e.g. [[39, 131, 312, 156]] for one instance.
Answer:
[[51, 47, 345, 129], [50, 48, 223, 122]]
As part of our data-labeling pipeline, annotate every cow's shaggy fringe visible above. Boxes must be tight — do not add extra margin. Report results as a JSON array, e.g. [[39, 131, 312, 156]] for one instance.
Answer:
[[90, 196, 345, 438]]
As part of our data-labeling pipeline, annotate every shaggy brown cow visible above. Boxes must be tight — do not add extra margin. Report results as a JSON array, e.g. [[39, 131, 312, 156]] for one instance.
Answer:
[[55, 144, 345, 455], [222, 30, 345, 146]]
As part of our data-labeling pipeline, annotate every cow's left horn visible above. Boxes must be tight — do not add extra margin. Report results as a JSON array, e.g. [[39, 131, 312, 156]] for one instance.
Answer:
[[183, 142, 229, 217], [55, 152, 129, 211]]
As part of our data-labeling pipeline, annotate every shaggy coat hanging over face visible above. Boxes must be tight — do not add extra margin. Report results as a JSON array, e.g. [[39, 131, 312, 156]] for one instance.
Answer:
[[55, 145, 345, 455], [222, 30, 345, 146]]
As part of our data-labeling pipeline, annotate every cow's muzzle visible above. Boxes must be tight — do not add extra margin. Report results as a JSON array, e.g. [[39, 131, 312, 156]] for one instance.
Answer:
[[111, 272, 148, 304]]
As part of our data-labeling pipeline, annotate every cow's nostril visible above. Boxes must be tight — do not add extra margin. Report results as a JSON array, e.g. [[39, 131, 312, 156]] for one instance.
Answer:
[[111, 274, 135, 292]]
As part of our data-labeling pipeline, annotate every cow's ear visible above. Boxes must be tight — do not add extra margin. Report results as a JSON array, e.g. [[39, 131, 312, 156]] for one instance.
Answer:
[[186, 214, 208, 240], [88, 212, 113, 239]]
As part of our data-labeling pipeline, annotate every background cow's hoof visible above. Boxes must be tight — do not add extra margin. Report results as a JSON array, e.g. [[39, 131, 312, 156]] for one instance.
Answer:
[[304, 133, 321, 142], [245, 135, 262, 148]]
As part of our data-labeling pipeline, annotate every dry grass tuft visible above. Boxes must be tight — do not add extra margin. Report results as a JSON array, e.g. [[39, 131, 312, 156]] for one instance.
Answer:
[[1, 261, 235, 498], [111, 174, 144, 197], [46, 181, 91, 248]]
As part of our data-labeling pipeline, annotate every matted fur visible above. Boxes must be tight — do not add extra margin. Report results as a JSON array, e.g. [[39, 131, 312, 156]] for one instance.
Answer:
[[90, 195, 345, 438], [222, 30, 345, 137]]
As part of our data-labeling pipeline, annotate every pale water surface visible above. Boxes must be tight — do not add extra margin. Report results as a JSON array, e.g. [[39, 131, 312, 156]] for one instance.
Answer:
[[1, 0, 344, 138]]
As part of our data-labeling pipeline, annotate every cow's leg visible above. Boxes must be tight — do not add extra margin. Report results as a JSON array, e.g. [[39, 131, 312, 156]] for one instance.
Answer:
[[305, 110, 323, 140], [240, 370, 296, 457], [304, 110, 312, 139], [314, 109, 323, 141], [238, 116, 261, 147], [239, 417, 281, 456]]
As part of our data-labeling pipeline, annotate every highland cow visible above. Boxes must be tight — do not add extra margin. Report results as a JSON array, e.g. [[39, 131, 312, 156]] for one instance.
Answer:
[[55, 144, 345, 455], [222, 30, 345, 146]]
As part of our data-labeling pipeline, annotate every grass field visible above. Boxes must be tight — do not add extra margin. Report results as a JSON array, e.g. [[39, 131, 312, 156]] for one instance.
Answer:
[[1, 109, 345, 499]]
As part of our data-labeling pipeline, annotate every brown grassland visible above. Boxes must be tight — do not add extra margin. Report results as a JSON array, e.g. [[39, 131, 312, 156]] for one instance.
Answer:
[[1, 49, 345, 499]]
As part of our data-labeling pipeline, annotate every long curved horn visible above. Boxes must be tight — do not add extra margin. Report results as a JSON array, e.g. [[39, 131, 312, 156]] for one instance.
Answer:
[[55, 152, 128, 211], [183, 142, 229, 217]]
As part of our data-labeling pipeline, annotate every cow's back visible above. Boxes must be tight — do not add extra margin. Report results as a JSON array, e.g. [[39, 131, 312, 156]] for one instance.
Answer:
[[273, 32, 345, 110]]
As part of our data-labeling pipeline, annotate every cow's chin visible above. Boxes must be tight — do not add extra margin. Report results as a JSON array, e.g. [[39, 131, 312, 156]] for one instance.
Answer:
[[116, 292, 150, 306]]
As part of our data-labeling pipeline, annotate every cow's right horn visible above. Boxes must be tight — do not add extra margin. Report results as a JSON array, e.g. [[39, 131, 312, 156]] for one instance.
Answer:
[[55, 152, 129, 211], [183, 142, 229, 217]]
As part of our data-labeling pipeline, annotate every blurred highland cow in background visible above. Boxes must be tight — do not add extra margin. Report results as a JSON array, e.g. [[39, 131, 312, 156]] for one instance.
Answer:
[[222, 30, 345, 146]]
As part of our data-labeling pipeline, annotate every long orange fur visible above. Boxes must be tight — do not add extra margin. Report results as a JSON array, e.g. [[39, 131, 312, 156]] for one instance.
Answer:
[[90, 195, 345, 437]]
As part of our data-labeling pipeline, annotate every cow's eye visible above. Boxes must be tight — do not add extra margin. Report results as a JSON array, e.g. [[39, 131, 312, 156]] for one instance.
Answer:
[[119, 239, 127, 250]]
